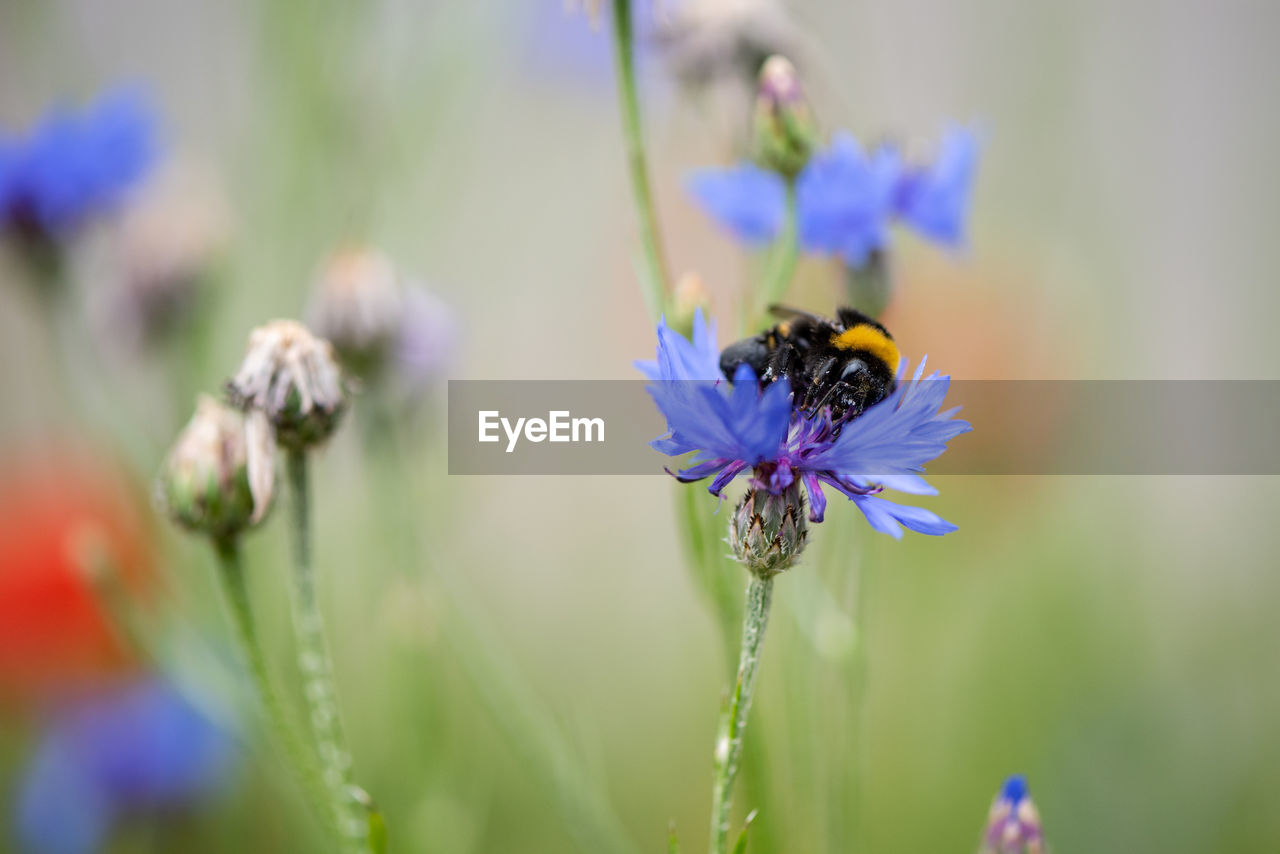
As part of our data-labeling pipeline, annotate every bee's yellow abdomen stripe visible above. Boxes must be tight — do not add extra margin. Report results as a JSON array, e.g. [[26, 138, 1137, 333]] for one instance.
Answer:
[[831, 325, 900, 371]]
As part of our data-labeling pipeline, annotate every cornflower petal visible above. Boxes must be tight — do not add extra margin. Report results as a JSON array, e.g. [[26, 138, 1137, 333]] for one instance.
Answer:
[[686, 164, 787, 245], [797, 132, 902, 266], [895, 125, 980, 247]]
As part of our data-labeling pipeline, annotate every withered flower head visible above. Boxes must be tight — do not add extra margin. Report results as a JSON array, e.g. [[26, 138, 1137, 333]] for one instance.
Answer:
[[108, 159, 230, 346], [306, 246, 403, 378], [226, 320, 346, 452], [157, 395, 272, 537], [656, 0, 801, 91]]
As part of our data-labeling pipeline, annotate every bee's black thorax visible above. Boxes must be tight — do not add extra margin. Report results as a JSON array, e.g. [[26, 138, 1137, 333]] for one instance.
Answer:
[[720, 307, 900, 421]]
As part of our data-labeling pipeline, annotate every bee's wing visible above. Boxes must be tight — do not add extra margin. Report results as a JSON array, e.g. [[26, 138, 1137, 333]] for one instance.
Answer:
[[767, 304, 823, 323]]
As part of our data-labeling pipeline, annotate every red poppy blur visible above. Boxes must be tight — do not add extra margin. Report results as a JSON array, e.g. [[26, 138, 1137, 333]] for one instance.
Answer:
[[0, 452, 154, 702]]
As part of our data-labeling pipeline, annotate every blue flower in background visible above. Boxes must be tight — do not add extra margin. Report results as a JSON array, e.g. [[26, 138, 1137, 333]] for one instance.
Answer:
[[687, 166, 787, 246], [0, 87, 157, 238], [895, 126, 980, 247], [13, 678, 238, 854], [640, 313, 970, 538], [796, 132, 901, 265], [982, 774, 1046, 854], [687, 126, 979, 265], [0, 138, 16, 214]]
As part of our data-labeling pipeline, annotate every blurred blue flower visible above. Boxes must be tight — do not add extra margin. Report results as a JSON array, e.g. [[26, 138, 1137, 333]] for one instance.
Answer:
[[895, 125, 980, 247], [13, 678, 238, 854], [687, 126, 978, 264], [796, 132, 901, 265], [640, 314, 970, 538], [982, 774, 1045, 854], [0, 87, 157, 238], [0, 137, 16, 215], [1001, 774, 1028, 804], [687, 166, 786, 246]]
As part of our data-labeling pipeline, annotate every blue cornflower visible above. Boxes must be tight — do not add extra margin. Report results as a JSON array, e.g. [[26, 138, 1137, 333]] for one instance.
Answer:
[[639, 312, 970, 539], [687, 126, 979, 264], [796, 132, 901, 266], [894, 125, 980, 247], [0, 87, 157, 238], [13, 678, 238, 854], [687, 165, 787, 246]]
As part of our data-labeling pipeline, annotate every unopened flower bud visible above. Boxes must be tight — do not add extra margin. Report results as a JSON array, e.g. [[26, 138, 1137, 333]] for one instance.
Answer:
[[307, 246, 403, 379], [729, 477, 808, 578], [670, 272, 711, 338], [226, 320, 346, 452], [157, 396, 268, 539], [981, 776, 1046, 854], [753, 55, 816, 179]]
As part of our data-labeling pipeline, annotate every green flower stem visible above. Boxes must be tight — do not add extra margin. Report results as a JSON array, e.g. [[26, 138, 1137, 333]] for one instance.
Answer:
[[844, 251, 892, 320], [753, 181, 799, 330], [285, 448, 368, 854], [212, 536, 340, 847], [847, 550, 873, 853], [709, 575, 775, 854], [675, 491, 780, 854], [610, 0, 670, 319]]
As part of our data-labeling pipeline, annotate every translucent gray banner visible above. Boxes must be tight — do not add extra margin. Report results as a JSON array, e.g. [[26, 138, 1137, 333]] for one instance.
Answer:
[[447, 380, 1280, 475]]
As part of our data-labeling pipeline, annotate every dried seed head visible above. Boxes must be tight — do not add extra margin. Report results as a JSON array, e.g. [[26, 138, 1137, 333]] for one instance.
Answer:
[[753, 55, 816, 178], [729, 478, 808, 579], [656, 0, 800, 92], [156, 395, 269, 538], [226, 320, 346, 451], [106, 159, 230, 346], [307, 246, 403, 378]]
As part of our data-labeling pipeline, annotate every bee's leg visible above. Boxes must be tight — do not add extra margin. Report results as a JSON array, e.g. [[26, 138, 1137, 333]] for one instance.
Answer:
[[824, 362, 876, 418], [763, 339, 803, 388], [800, 356, 837, 411]]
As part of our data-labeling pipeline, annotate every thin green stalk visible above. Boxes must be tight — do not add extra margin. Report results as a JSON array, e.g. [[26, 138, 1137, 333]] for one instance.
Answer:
[[754, 182, 799, 329], [846, 541, 874, 852], [709, 575, 775, 854], [212, 536, 339, 847], [285, 449, 368, 854], [610, 0, 670, 319], [844, 250, 892, 320], [674, 490, 779, 854]]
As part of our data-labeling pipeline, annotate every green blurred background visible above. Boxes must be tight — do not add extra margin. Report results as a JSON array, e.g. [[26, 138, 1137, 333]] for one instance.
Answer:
[[1, 1, 1278, 852]]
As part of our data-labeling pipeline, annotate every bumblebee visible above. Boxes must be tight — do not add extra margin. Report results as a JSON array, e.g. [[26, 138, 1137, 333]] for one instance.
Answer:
[[719, 306, 900, 420]]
